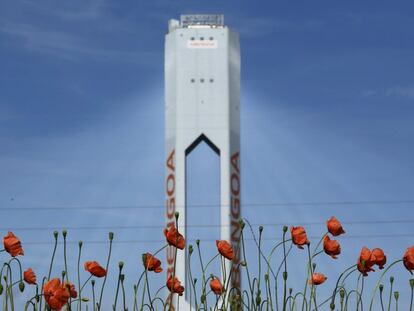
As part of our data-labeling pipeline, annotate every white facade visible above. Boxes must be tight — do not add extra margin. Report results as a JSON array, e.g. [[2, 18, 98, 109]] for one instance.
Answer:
[[165, 15, 241, 310]]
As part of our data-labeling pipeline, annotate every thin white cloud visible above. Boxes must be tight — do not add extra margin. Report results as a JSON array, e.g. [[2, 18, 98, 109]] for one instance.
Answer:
[[385, 85, 414, 99]]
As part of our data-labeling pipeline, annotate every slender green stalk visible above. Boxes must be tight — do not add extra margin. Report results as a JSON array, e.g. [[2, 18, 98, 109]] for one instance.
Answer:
[[387, 277, 394, 311], [98, 232, 114, 310], [77, 241, 83, 311], [47, 231, 59, 281], [91, 280, 96, 311], [282, 229, 288, 311], [409, 279, 414, 311], [114, 262, 124, 310], [369, 260, 402, 311]]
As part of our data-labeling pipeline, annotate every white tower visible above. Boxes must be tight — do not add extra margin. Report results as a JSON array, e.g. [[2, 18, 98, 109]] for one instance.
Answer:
[[165, 15, 241, 310]]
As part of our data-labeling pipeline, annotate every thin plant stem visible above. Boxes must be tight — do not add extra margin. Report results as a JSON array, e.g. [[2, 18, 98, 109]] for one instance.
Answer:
[[368, 260, 402, 311], [98, 232, 114, 310]]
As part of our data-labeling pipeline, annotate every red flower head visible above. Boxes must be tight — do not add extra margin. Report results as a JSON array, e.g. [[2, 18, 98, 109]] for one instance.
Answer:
[[403, 246, 414, 274], [143, 253, 163, 273], [84, 261, 107, 278], [216, 240, 234, 260], [3, 231, 24, 257], [357, 247, 376, 276], [323, 235, 341, 259], [372, 248, 387, 269], [290, 226, 309, 249], [64, 282, 78, 298], [309, 273, 327, 285], [164, 225, 186, 250], [166, 276, 184, 296], [43, 278, 70, 311], [326, 216, 345, 236], [24, 268, 36, 285], [210, 278, 224, 295]]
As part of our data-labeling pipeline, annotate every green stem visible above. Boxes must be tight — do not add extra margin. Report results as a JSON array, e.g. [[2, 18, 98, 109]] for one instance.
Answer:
[[282, 230, 288, 311], [369, 260, 403, 311], [77, 242, 83, 311], [98, 232, 113, 310]]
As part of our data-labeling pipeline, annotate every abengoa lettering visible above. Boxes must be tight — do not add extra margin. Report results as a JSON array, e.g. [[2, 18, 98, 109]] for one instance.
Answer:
[[166, 149, 176, 275], [230, 151, 241, 289], [165, 149, 176, 310]]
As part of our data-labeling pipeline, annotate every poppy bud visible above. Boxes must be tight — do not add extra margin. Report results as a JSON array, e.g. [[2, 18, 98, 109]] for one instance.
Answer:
[[194, 278, 197, 285], [109, 232, 114, 241], [264, 274, 269, 281], [196, 239, 200, 246], [256, 294, 261, 305], [19, 281, 25, 292], [283, 226, 288, 233], [339, 288, 345, 299], [53, 231, 59, 239], [239, 219, 245, 230], [390, 276, 394, 284], [61, 271, 66, 279], [82, 297, 89, 302], [92, 279, 95, 286], [120, 274, 125, 281], [119, 261, 124, 269], [330, 303, 335, 310], [379, 284, 384, 292], [78, 241, 83, 248], [201, 294, 206, 303], [289, 288, 292, 295], [283, 271, 288, 280], [62, 230, 67, 238], [410, 279, 414, 288], [394, 291, 399, 301], [312, 263, 317, 270], [259, 226, 263, 233], [189, 245, 193, 255], [174, 211, 179, 220]]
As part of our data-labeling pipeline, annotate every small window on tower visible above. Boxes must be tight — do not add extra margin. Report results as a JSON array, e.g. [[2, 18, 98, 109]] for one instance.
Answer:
[[200, 37, 204, 40], [191, 79, 195, 83], [209, 37, 214, 40], [200, 78, 205, 83], [210, 78, 214, 83], [190, 37, 195, 40]]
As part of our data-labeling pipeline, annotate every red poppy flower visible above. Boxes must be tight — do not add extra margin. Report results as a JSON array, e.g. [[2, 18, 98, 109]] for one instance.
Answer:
[[84, 261, 107, 277], [403, 246, 414, 274], [323, 235, 341, 259], [372, 248, 386, 269], [164, 225, 186, 250], [357, 247, 376, 276], [43, 278, 70, 311], [216, 240, 234, 260], [64, 282, 77, 298], [290, 226, 309, 249], [166, 276, 184, 296], [308, 273, 327, 285], [326, 216, 345, 236], [24, 268, 36, 285], [3, 231, 24, 257], [143, 253, 163, 273], [210, 278, 224, 295]]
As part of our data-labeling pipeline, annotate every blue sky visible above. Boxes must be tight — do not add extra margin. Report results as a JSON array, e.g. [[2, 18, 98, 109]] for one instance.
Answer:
[[1, 0, 414, 308]]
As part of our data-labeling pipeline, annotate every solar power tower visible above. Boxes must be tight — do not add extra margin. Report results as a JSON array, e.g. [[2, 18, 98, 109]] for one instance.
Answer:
[[165, 15, 241, 310]]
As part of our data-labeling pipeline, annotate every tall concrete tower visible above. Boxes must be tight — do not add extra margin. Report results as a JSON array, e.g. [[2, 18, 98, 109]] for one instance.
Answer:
[[165, 14, 241, 310]]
